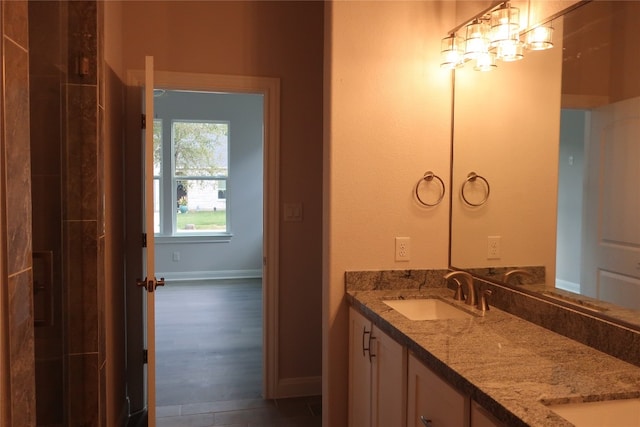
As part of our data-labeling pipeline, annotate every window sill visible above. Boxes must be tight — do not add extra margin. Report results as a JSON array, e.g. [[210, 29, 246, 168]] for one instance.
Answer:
[[154, 233, 233, 244]]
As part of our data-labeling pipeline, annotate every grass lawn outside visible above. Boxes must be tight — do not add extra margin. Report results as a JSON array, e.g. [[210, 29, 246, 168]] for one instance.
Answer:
[[176, 209, 226, 231]]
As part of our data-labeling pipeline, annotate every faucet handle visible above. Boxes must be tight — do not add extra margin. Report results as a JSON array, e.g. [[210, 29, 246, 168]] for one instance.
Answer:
[[477, 289, 493, 312], [452, 278, 465, 301]]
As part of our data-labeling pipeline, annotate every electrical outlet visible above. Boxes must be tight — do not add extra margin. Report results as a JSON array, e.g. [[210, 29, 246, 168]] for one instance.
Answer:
[[395, 237, 411, 261], [487, 236, 501, 259], [172, 251, 180, 262]]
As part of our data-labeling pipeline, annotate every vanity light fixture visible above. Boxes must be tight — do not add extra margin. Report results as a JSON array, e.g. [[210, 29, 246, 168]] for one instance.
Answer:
[[490, 3, 524, 62], [525, 23, 554, 50], [474, 51, 497, 71], [490, 3, 520, 45], [440, 1, 553, 71], [440, 34, 465, 69], [463, 19, 490, 61], [496, 40, 524, 62]]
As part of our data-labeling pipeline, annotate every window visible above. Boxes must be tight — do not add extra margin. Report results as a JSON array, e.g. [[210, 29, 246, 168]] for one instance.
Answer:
[[153, 119, 162, 234], [154, 119, 229, 237]]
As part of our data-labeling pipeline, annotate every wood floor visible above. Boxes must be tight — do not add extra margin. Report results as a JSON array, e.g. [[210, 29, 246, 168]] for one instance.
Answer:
[[154, 279, 321, 427]]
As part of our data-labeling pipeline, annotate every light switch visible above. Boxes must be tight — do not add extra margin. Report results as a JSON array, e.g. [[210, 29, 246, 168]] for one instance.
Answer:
[[283, 202, 303, 222]]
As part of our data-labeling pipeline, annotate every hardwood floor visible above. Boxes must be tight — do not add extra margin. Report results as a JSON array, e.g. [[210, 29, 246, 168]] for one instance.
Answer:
[[155, 279, 321, 427]]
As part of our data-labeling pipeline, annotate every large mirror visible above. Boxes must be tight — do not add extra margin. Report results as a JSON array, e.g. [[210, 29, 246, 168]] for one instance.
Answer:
[[450, 1, 640, 328]]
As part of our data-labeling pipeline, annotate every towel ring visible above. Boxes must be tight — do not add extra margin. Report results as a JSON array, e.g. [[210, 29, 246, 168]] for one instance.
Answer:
[[461, 172, 490, 206], [415, 171, 445, 207]]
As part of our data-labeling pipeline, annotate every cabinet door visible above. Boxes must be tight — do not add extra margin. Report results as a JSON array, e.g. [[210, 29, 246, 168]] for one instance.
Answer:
[[349, 308, 372, 427], [407, 353, 469, 427], [470, 401, 504, 427], [371, 325, 407, 427]]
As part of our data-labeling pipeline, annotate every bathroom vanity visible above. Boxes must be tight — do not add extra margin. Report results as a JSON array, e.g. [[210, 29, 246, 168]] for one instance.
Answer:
[[346, 270, 640, 427]]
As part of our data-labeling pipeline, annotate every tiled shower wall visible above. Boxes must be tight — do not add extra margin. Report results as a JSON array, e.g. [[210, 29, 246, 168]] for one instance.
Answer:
[[1, 1, 37, 426], [27, 0, 105, 425], [63, 1, 105, 424], [29, 0, 65, 423]]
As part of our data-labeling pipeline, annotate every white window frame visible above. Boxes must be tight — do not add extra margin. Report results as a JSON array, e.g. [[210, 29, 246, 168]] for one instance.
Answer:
[[154, 118, 233, 242]]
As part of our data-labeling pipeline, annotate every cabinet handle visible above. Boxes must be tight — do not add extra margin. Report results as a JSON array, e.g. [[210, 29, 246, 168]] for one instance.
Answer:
[[420, 415, 433, 426], [362, 326, 371, 357], [361, 326, 376, 362]]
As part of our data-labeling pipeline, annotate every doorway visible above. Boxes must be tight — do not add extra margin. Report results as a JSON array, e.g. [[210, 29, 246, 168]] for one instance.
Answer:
[[152, 87, 264, 412], [124, 70, 282, 422]]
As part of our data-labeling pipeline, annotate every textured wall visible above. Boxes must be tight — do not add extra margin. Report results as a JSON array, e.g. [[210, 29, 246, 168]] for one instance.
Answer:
[[103, 0, 128, 423], [1, 0, 37, 425], [27, 1, 112, 425], [324, 1, 455, 425], [63, 1, 106, 424], [29, 0, 65, 423]]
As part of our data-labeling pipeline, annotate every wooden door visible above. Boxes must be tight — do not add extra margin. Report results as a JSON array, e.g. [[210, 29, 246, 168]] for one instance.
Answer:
[[582, 97, 640, 310], [140, 55, 162, 426]]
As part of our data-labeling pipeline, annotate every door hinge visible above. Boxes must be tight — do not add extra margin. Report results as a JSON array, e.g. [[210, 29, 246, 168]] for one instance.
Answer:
[[142, 233, 147, 248], [141, 113, 146, 130], [142, 349, 148, 364]]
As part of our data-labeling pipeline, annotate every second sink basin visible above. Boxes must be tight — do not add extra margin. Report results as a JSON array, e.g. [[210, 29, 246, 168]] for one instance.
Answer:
[[383, 298, 472, 321], [547, 398, 640, 426]]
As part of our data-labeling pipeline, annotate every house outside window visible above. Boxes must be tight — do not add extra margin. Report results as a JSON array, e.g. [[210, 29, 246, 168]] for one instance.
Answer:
[[154, 119, 230, 237]]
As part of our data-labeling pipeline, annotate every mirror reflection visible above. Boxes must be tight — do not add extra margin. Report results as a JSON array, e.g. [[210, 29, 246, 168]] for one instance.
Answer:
[[450, 1, 640, 327]]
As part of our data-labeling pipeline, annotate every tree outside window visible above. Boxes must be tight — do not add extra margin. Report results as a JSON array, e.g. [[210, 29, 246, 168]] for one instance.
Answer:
[[173, 121, 229, 234], [154, 119, 229, 235]]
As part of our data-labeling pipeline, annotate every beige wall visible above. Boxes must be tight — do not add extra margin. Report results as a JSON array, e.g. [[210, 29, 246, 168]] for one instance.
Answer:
[[324, 1, 455, 424], [104, 1, 129, 424], [120, 0, 324, 387]]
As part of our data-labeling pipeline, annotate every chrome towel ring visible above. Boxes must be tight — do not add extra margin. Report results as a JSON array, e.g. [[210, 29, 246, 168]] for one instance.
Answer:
[[415, 171, 445, 207], [461, 172, 490, 206]]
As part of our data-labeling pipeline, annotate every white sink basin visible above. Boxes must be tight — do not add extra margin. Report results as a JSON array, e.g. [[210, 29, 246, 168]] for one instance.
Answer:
[[548, 398, 640, 426], [382, 298, 472, 321]]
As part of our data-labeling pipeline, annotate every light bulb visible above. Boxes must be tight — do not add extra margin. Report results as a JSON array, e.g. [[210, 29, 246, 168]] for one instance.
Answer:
[[526, 24, 554, 50]]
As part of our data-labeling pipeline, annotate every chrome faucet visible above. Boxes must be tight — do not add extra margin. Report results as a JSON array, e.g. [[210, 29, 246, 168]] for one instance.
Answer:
[[443, 271, 476, 306], [501, 268, 533, 285], [477, 289, 493, 312]]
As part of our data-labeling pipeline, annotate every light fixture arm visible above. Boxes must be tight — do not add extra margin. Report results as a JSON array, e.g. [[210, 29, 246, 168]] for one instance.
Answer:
[[447, 1, 505, 35]]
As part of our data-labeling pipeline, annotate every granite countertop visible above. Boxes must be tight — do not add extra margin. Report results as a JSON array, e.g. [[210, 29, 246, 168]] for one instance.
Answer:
[[347, 287, 640, 427]]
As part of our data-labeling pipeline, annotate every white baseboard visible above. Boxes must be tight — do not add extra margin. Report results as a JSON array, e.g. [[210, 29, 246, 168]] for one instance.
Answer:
[[275, 376, 322, 398], [155, 269, 262, 282], [555, 279, 580, 293]]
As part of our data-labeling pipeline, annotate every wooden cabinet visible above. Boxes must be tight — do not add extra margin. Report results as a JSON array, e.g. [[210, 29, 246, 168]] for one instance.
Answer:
[[349, 308, 505, 427], [407, 352, 469, 427], [470, 401, 505, 427], [348, 308, 406, 427], [407, 353, 505, 427], [349, 307, 372, 427], [371, 320, 406, 427]]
